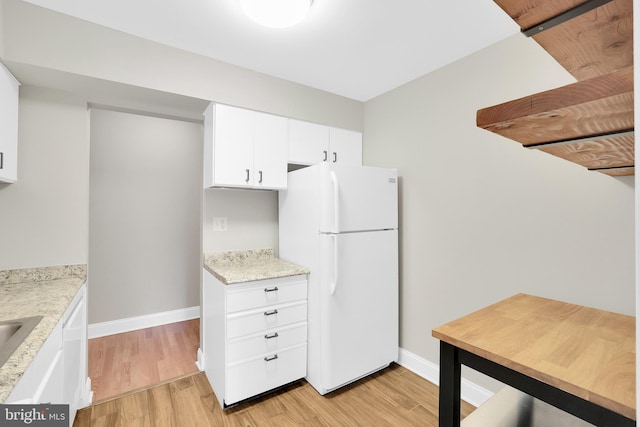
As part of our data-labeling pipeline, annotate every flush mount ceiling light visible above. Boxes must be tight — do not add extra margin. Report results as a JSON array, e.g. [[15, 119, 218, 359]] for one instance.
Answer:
[[239, 0, 313, 29]]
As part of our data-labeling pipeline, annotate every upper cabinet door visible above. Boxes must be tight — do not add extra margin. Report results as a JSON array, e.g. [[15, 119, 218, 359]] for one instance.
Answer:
[[288, 119, 362, 166], [288, 119, 329, 165], [254, 111, 288, 190], [329, 127, 362, 166], [203, 103, 288, 190], [214, 104, 255, 188], [0, 64, 19, 183]]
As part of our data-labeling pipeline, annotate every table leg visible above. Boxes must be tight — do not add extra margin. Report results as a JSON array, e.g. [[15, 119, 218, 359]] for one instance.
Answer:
[[439, 341, 461, 427]]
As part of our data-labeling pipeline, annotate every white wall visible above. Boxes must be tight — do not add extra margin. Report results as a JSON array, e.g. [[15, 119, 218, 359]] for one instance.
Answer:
[[88, 108, 202, 324], [203, 189, 279, 254], [364, 33, 636, 391], [0, 86, 89, 269]]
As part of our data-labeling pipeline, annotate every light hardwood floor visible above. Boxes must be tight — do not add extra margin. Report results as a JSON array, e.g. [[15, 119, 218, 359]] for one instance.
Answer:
[[75, 364, 475, 426], [88, 319, 200, 402], [80, 320, 475, 426]]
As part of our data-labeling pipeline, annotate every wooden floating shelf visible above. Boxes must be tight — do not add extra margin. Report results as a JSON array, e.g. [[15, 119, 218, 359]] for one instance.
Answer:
[[479, 0, 634, 176]]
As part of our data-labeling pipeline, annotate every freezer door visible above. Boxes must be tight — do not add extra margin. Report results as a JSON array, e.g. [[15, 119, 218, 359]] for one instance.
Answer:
[[319, 164, 398, 233], [319, 230, 399, 392]]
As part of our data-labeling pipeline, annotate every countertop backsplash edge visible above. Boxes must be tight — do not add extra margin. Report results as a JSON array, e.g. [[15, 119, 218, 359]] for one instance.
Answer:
[[0, 264, 87, 286]]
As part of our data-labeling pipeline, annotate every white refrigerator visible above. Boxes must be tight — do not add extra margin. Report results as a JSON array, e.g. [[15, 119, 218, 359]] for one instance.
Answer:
[[279, 163, 399, 395]]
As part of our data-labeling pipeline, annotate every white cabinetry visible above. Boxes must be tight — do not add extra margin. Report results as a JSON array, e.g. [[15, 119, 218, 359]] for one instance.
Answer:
[[5, 319, 64, 405], [4, 284, 88, 427], [0, 63, 19, 183], [288, 119, 362, 166], [203, 103, 288, 190], [7, 317, 64, 405], [328, 127, 363, 166], [202, 271, 308, 407], [63, 286, 87, 423]]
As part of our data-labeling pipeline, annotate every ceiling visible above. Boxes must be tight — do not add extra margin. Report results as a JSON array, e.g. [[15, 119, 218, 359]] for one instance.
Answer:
[[20, 0, 520, 102]]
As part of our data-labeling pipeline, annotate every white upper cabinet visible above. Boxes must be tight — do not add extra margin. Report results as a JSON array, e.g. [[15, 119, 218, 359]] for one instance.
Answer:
[[0, 63, 20, 183], [329, 127, 363, 166], [204, 103, 288, 190], [288, 119, 362, 166], [253, 111, 288, 189], [288, 119, 329, 165]]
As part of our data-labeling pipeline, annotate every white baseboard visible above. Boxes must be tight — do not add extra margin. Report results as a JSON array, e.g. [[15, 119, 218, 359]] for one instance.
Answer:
[[398, 347, 493, 408], [195, 348, 205, 371], [88, 306, 200, 339], [79, 377, 93, 408]]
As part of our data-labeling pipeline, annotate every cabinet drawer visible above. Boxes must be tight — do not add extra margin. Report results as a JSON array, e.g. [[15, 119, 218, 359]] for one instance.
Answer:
[[226, 276, 307, 313], [227, 322, 307, 363], [225, 343, 306, 405], [227, 301, 307, 339]]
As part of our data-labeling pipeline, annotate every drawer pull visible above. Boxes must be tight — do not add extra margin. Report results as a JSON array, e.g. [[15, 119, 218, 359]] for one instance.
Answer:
[[264, 309, 278, 316], [264, 286, 279, 293], [264, 354, 279, 362], [264, 332, 279, 340]]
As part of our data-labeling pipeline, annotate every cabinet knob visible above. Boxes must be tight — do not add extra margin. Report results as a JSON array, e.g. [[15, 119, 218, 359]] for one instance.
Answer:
[[245, 169, 250, 183]]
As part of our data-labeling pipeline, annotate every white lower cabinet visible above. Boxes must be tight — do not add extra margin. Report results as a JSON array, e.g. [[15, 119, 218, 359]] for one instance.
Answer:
[[203, 271, 308, 408], [63, 285, 87, 423], [4, 284, 88, 427], [225, 342, 306, 405]]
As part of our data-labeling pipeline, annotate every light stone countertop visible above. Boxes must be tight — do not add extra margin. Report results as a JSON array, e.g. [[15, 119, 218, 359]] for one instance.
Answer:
[[204, 249, 309, 284], [0, 265, 87, 403]]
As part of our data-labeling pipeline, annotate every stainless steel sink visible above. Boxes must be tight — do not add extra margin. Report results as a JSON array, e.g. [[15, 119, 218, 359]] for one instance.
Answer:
[[0, 316, 42, 368]]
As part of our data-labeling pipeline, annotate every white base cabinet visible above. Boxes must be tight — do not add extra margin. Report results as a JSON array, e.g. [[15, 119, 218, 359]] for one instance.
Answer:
[[202, 271, 308, 408], [4, 284, 89, 427], [63, 285, 88, 423]]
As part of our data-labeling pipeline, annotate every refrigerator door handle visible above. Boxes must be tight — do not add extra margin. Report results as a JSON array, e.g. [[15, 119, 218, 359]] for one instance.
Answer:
[[330, 234, 338, 296], [330, 170, 340, 233]]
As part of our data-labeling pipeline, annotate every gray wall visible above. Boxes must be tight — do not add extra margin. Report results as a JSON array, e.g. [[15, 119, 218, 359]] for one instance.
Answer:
[[1, 0, 363, 131], [203, 189, 279, 254], [364, 33, 635, 391], [88, 109, 202, 324], [0, 86, 89, 269], [0, 2, 362, 325]]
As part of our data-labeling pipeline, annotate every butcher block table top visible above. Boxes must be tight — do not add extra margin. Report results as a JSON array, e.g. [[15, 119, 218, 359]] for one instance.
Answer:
[[432, 293, 636, 421]]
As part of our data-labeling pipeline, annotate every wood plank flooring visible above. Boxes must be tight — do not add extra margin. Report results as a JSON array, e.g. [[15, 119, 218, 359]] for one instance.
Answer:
[[80, 320, 475, 425], [88, 319, 200, 402], [75, 364, 475, 426]]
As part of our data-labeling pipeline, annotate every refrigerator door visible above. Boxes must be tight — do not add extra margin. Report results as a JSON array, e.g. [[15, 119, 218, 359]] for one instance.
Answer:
[[319, 229, 398, 392], [319, 164, 398, 233]]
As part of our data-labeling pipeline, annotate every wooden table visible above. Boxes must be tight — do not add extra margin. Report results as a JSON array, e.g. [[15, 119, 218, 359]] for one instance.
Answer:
[[432, 293, 636, 426]]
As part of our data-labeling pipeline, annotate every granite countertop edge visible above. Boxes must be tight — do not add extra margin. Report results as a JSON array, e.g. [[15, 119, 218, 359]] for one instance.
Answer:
[[0, 264, 87, 403], [203, 249, 309, 285]]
